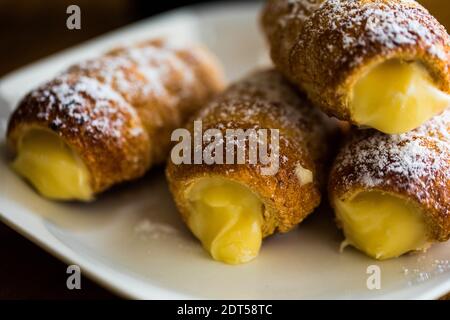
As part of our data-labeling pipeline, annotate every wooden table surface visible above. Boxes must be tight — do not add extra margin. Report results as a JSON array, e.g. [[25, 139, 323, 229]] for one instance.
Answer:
[[0, 0, 448, 300]]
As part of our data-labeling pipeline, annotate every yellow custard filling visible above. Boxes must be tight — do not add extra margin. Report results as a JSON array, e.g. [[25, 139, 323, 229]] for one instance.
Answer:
[[352, 59, 450, 134], [12, 129, 93, 201], [334, 191, 429, 260], [187, 178, 264, 265]]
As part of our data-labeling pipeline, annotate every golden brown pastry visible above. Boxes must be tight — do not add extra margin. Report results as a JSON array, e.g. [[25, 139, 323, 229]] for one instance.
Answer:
[[262, 0, 450, 134], [7, 38, 225, 201], [166, 70, 335, 264], [329, 108, 450, 260]]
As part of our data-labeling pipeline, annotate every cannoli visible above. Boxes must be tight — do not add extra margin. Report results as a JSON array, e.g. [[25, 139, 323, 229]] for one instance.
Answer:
[[166, 70, 334, 264], [329, 109, 450, 260], [7, 39, 224, 201], [262, 0, 450, 134]]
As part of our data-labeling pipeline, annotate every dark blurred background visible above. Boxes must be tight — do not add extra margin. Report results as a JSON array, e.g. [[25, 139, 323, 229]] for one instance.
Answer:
[[0, 0, 243, 300]]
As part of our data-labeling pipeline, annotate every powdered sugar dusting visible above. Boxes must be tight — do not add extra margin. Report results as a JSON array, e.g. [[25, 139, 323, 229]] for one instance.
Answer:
[[16, 39, 207, 143], [193, 70, 330, 174], [402, 254, 450, 286], [278, 0, 324, 27], [134, 218, 179, 241], [198, 70, 324, 136], [305, 0, 447, 66], [334, 108, 449, 212], [69, 39, 197, 110]]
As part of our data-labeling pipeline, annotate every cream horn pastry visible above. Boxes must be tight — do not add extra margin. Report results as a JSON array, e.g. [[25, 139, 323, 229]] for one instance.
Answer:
[[166, 70, 334, 265], [7, 38, 224, 201], [262, 0, 450, 134], [329, 108, 450, 260]]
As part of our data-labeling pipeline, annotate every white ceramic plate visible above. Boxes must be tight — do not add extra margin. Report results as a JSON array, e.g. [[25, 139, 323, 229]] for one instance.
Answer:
[[0, 2, 449, 300]]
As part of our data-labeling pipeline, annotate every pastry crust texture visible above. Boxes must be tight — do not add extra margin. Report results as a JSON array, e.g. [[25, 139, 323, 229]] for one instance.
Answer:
[[166, 70, 335, 236], [262, 0, 450, 122], [329, 108, 450, 242], [7, 38, 225, 195]]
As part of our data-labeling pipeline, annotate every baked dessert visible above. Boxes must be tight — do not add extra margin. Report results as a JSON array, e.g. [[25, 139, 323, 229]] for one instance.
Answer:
[[7, 38, 225, 201], [166, 70, 335, 264], [329, 109, 450, 260], [262, 0, 450, 134]]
